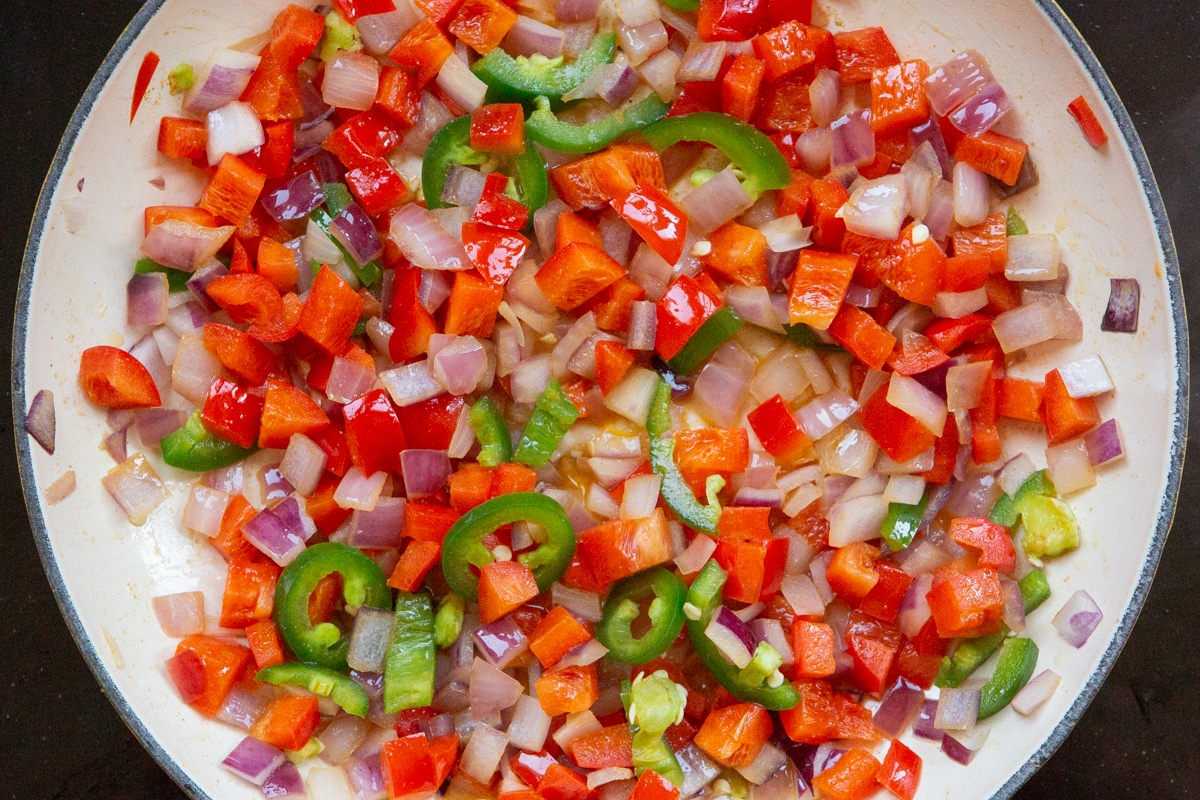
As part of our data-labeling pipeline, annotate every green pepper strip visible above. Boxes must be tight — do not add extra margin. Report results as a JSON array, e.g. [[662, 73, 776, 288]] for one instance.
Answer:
[[667, 307, 744, 375], [686, 560, 799, 710], [596, 567, 687, 665], [642, 112, 792, 197], [513, 379, 580, 467], [470, 397, 512, 467], [384, 590, 436, 713], [161, 411, 256, 472], [273, 542, 392, 671], [472, 33, 618, 107], [310, 206, 382, 288], [977, 637, 1039, 719], [526, 94, 670, 155], [647, 378, 723, 534], [935, 568, 1051, 688], [423, 115, 549, 215], [881, 495, 929, 552], [255, 663, 370, 717], [135, 257, 191, 292], [440, 492, 576, 601]]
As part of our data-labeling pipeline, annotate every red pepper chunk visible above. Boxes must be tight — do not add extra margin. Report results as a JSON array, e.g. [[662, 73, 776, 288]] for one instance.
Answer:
[[698, 0, 771, 43], [857, 561, 913, 623], [926, 567, 1005, 638], [877, 740, 922, 800], [1067, 95, 1108, 147], [323, 109, 407, 170], [833, 27, 900, 84], [787, 250, 859, 331], [333, 0, 396, 24], [259, 378, 330, 449], [857, 384, 937, 463], [343, 388, 408, 475], [381, 733, 459, 800], [779, 678, 837, 744], [219, 560, 279, 629], [474, 172, 529, 230], [748, 394, 812, 461], [611, 184, 688, 265], [753, 21, 835, 82], [812, 748, 881, 800], [297, 265, 364, 355], [395, 394, 466, 451], [462, 221, 529, 285], [722, 53, 765, 121], [131, 51, 160, 123], [713, 537, 788, 603], [949, 517, 1017, 572], [376, 66, 422, 127], [629, 764, 681, 800], [578, 508, 673, 585], [470, 103, 526, 154], [78, 345, 161, 409], [345, 157, 408, 216], [449, 0, 518, 55], [201, 377, 264, 449], [655, 275, 718, 360], [166, 635, 251, 717], [870, 60, 931, 136], [536, 242, 626, 311]]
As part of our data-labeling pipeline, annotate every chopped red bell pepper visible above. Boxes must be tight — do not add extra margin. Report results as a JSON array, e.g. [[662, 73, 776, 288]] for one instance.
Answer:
[[857, 561, 914, 623], [389, 19, 455, 86], [395, 393, 466, 451], [698, 0, 771, 42], [629, 762, 681, 800], [333, 0, 396, 24], [462, 221, 530, 285], [449, 0, 518, 55], [219, 559, 279, 629], [877, 740, 922, 800], [1043, 367, 1101, 444], [722, 53, 766, 121], [345, 157, 408, 216], [828, 304, 897, 370], [748, 394, 812, 461], [296, 265, 364, 355], [870, 60, 931, 136], [949, 517, 1016, 573], [812, 748, 881, 800], [826, 541, 880, 604], [833, 27, 900, 84], [1067, 95, 1108, 148], [924, 312, 993, 354], [343, 388, 408, 475], [259, 377, 331, 449], [470, 103, 526, 154], [926, 567, 1005, 638], [578, 510, 673, 585], [807, 177, 849, 250], [858, 384, 937, 464], [323, 108, 407, 170], [201, 377, 264, 449], [473, 172, 530, 230], [753, 21, 835, 82], [713, 537, 788, 603], [779, 678, 837, 744], [537, 242, 626, 312], [655, 275, 718, 361], [375, 66, 422, 127]]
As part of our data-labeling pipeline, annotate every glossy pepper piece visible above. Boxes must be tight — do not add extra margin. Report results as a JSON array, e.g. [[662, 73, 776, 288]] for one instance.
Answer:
[[647, 377, 723, 534], [686, 560, 799, 709], [471, 32, 617, 107], [383, 590, 437, 713], [596, 567, 687, 665], [423, 114, 549, 216], [162, 411, 257, 472], [623, 672, 686, 786], [667, 307, 743, 375], [641, 112, 790, 197], [255, 662, 370, 717], [880, 494, 927, 551], [977, 637, 1038, 719], [272, 542, 392, 671], [440, 492, 575, 601], [513, 379, 580, 467], [525, 94, 670, 155], [470, 396, 513, 467]]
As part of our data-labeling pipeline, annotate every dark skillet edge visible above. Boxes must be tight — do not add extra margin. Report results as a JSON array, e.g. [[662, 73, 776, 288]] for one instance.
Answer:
[[994, 1, 1190, 798], [10, 1, 213, 799], [9, 2, 1189, 800]]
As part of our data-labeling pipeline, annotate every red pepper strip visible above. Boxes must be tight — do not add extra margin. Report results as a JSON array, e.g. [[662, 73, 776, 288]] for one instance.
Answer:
[[131, 51, 160, 123]]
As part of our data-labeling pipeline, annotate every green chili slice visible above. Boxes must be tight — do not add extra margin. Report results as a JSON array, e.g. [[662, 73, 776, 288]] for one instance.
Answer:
[[160, 411, 256, 472], [513, 379, 580, 468], [255, 663, 370, 717], [470, 397, 513, 467], [423, 114, 549, 214], [647, 377, 723, 534], [977, 637, 1039, 719], [383, 590, 437, 713], [642, 112, 792, 197], [526, 94, 670, 155], [471, 33, 617, 107], [597, 567, 687, 665]]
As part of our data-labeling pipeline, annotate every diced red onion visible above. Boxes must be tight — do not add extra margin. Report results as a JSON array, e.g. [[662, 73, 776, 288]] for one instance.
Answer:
[[1082, 418, 1124, 467], [381, 359, 443, 407], [896, 538, 952, 578], [400, 450, 451, 500], [510, 353, 554, 405], [471, 657, 525, 720], [694, 363, 750, 428], [842, 174, 907, 241], [952, 161, 989, 227], [461, 722, 510, 783], [1012, 669, 1061, 715], [332, 202, 385, 266], [620, 21, 668, 66], [1102, 277, 1140, 332], [923, 179, 955, 242], [758, 214, 812, 254], [185, 259, 230, 313], [103, 453, 168, 526], [615, 0, 660, 26], [206, 101, 264, 165], [507, 693, 552, 752], [438, 54, 488, 111], [242, 505, 306, 566], [1046, 437, 1096, 494], [184, 48, 260, 114], [222, 736, 285, 786], [558, 638, 609, 668], [505, 15, 565, 58], [126, 272, 169, 327], [795, 390, 859, 440], [347, 606, 397, 673], [24, 389, 55, 455], [1057, 355, 1114, 399], [403, 92, 454, 153], [597, 61, 641, 106], [277, 435, 327, 500], [343, 756, 387, 800], [1005, 234, 1060, 281], [872, 678, 925, 737], [992, 300, 1062, 353], [933, 288, 988, 319], [550, 583, 601, 623], [675, 533, 717, 575], [830, 109, 875, 169], [795, 127, 831, 175], [261, 761, 304, 798], [181, 483, 230, 537], [552, 708, 603, 751], [618, 473, 660, 521], [636, 49, 680, 102], [551, 313, 597, 380], [561, 21, 600, 58], [941, 732, 980, 765], [533, 199, 568, 254], [325, 358, 377, 406], [1053, 589, 1104, 648], [419, 269, 454, 314], [474, 615, 529, 669], [809, 69, 840, 128], [706, 606, 755, 669], [912, 699, 943, 742], [358, 8, 420, 55], [750, 617, 793, 665], [626, 300, 657, 351], [442, 164, 488, 208], [305, 766, 359, 799], [389, 204, 471, 271], [827, 493, 889, 547], [261, 171, 324, 225], [897, 573, 934, 637], [215, 683, 269, 731], [949, 81, 1012, 136], [943, 360, 991, 412], [323, 52, 380, 111], [999, 576, 1027, 633], [165, 300, 209, 338], [151, 591, 205, 637], [349, 496, 405, 548], [141, 220, 235, 272], [335, 467, 388, 511], [935, 687, 980, 731], [733, 487, 784, 508], [725, 286, 782, 333], [558, 0, 601, 22], [432, 336, 489, 395], [924, 50, 995, 117], [678, 40, 726, 82]]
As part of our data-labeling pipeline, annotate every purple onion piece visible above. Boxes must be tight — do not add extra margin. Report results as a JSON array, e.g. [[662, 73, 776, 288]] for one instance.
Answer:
[[1084, 419, 1125, 466], [221, 736, 285, 786], [186, 260, 231, 313], [912, 698, 944, 742], [1052, 589, 1103, 648], [271, 496, 309, 540], [332, 201, 384, 266], [941, 733, 977, 765], [134, 408, 188, 451], [474, 615, 530, 669], [349, 496, 407, 549], [948, 80, 1012, 136], [262, 760, 304, 797], [1101, 277, 1140, 333], [262, 170, 325, 224], [830, 109, 875, 169], [910, 115, 953, 179], [242, 506, 306, 566], [401, 449, 452, 500], [872, 678, 926, 737], [103, 428, 128, 463], [127, 271, 170, 327], [24, 389, 55, 454]]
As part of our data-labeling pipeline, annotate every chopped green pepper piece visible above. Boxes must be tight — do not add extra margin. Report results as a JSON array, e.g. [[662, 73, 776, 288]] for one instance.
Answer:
[[161, 411, 257, 472], [323, 182, 354, 217], [1005, 207, 1029, 236], [623, 673, 686, 786], [686, 560, 799, 710], [647, 378, 723, 533], [935, 568, 1051, 688], [310, 206, 382, 288], [319, 9, 359, 60], [273, 543, 392, 671], [881, 495, 928, 551], [441, 492, 576, 601], [167, 63, 195, 94], [287, 736, 325, 763], [255, 662, 370, 717], [384, 591, 436, 713], [642, 112, 791, 197], [667, 307, 744, 375], [525, 94, 670, 154], [738, 642, 784, 688], [977, 637, 1039, 719], [661, 0, 700, 12], [423, 115, 549, 215], [135, 257, 192, 292], [470, 397, 513, 467], [782, 322, 842, 350], [433, 594, 466, 649], [513, 379, 580, 467], [472, 33, 617, 107], [989, 469, 1056, 526], [596, 567, 687, 665], [1019, 495, 1080, 559]]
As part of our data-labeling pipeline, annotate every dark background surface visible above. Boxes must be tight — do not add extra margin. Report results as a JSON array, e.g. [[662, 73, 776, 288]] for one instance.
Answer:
[[1, 1, 1196, 797]]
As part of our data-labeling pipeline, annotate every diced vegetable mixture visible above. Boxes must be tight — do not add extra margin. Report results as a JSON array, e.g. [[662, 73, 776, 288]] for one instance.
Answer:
[[67, 0, 1133, 798]]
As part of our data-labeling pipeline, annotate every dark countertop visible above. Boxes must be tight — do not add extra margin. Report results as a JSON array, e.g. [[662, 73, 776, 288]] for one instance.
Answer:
[[1, 1, 1196, 798]]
